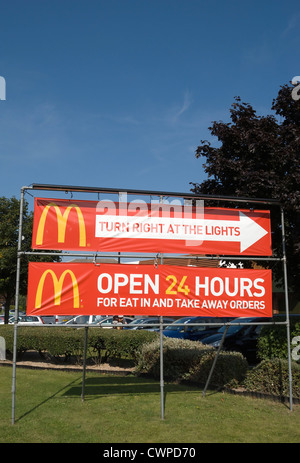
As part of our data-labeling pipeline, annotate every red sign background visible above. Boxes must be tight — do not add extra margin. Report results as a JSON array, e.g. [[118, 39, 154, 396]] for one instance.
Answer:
[[27, 262, 273, 318], [32, 198, 272, 256]]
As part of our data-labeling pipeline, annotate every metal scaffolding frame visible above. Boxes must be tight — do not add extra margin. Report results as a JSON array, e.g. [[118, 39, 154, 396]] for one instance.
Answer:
[[10, 183, 293, 425]]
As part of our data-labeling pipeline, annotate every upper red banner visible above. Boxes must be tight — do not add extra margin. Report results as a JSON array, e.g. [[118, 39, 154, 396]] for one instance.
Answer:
[[32, 198, 272, 255], [27, 262, 273, 318]]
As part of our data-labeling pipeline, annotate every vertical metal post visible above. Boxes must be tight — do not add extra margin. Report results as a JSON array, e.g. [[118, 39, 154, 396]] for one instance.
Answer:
[[81, 327, 88, 402], [12, 187, 26, 424], [202, 325, 229, 397], [280, 206, 293, 411], [11, 324, 18, 424], [160, 315, 164, 420], [159, 195, 164, 419]]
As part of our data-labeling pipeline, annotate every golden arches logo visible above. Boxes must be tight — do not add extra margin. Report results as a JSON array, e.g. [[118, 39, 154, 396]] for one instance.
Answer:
[[35, 269, 80, 309], [36, 202, 86, 247]]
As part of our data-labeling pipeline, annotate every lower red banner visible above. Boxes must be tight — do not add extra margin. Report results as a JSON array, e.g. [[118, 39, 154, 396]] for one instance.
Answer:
[[27, 262, 273, 318]]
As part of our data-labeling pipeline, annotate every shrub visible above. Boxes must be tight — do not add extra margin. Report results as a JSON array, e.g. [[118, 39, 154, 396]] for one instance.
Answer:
[[185, 350, 248, 387], [135, 337, 248, 388], [0, 325, 158, 363], [135, 337, 210, 380], [258, 320, 300, 362], [243, 358, 300, 399], [88, 328, 158, 363]]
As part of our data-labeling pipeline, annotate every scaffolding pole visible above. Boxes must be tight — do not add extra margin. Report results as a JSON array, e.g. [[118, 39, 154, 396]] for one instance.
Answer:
[[281, 207, 293, 411], [202, 325, 229, 397], [160, 316, 164, 420], [81, 327, 89, 402], [11, 187, 26, 425]]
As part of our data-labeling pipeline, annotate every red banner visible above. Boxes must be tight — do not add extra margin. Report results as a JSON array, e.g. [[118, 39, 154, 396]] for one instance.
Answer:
[[27, 263, 273, 318], [32, 198, 272, 256]]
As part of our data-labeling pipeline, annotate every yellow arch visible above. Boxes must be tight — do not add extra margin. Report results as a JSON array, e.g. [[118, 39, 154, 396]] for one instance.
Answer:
[[36, 203, 86, 247], [35, 269, 79, 309]]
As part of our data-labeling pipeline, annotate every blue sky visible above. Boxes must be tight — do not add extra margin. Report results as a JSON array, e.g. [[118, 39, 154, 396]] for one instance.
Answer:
[[1, 0, 300, 205]]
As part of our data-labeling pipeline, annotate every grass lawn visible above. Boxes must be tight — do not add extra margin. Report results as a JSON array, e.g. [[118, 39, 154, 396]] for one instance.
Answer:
[[0, 365, 299, 443]]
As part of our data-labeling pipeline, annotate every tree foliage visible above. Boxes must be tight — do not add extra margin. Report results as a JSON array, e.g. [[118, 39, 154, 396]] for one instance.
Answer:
[[191, 83, 300, 293], [0, 196, 60, 322]]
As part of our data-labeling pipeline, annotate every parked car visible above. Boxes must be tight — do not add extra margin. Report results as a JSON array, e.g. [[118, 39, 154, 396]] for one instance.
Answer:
[[40, 316, 56, 324], [124, 317, 176, 330], [123, 317, 152, 329], [64, 315, 107, 325], [201, 317, 273, 364], [94, 316, 134, 328], [6, 311, 26, 323], [55, 315, 74, 324], [9, 311, 26, 318], [2, 313, 55, 324], [163, 316, 199, 338], [163, 316, 234, 342], [16, 315, 45, 325]]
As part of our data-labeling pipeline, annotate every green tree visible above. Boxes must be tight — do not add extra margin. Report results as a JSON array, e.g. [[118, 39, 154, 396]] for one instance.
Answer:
[[191, 83, 300, 295], [0, 196, 60, 323]]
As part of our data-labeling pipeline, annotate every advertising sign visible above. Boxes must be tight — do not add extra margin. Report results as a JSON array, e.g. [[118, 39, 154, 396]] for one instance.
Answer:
[[27, 262, 273, 318], [32, 197, 272, 255]]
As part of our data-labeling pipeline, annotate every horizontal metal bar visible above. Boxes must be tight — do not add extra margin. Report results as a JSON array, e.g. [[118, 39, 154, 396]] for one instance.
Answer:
[[27, 184, 281, 205], [12, 321, 288, 328], [20, 251, 282, 261]]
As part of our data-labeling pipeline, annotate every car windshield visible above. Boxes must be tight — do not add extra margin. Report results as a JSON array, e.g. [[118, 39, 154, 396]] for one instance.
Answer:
[[100, 317, 131, 325], [100, 318, 113, 325], [91, 315, 106, 324], [20, 316, 39, 322], [144, 319, 160, 325], [164, 317, 195, 331], [217, 318, 256, 335], [128, 318, 149, 325], [70, 316, 90, 324]]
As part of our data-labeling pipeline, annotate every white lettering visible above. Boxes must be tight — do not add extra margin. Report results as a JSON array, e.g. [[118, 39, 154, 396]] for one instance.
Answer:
[[97, 273, 159, 295], [195, 276, 266, 298], [240, 278, 253, 297], [114, 273, 129, 293], [210, 277, 224, 297], [253, 278, 265, 297], [195, 276, 210, 296], [97, 273, 112, 293]]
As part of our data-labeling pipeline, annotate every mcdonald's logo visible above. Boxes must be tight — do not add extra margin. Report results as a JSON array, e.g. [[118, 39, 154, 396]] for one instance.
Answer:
[[35, 269, 80, 309], [35, 202, 86, 247]]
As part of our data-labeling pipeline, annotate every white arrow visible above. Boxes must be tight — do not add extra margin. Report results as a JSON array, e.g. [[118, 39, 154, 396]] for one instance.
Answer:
[[182, 211, 268, 252], [95, 211, 269, 252], [238, 211, 268, 252]]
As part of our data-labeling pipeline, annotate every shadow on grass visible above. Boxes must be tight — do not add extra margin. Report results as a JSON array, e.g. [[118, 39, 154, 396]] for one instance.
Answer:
[[15, 374, 200, 422], [63, 375, 196, 400], [15, 376, 81, 423]]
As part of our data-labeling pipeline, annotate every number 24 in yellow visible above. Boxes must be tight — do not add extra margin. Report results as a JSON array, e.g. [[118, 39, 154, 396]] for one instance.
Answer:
[[165, 275, 190, 296]]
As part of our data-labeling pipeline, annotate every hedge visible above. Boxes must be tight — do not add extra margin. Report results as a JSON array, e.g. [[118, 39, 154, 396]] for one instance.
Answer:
[[135, 337, 248, 388], [185, 350, 248, 387], [3, 325, 299, 399], [243, 358, 300, 399], [257, 320, 300, 362], [0, 325, 158, 363]]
